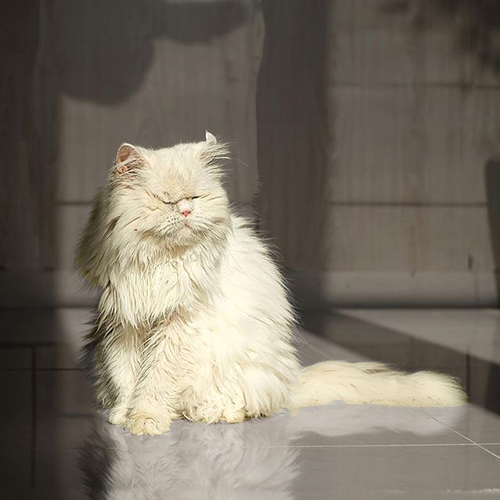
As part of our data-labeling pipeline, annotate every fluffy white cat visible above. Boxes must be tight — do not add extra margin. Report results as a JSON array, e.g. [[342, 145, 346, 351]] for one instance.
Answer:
[[76, 132, 465, 436]]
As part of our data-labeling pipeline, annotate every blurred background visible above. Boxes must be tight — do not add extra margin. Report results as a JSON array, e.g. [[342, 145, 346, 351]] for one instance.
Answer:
[[3, 1, 500, 497]]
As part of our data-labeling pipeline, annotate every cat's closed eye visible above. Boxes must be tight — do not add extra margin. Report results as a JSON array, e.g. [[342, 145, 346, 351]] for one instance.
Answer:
[[151, 192, 202, 205]]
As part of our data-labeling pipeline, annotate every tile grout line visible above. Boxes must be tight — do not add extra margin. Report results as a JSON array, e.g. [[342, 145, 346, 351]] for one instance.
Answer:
[[419, 409, 477, 445], [482, 447, 500, 460], [475, 445, 500, 461], [255, 443, 479, 449], [420, 408, 500, 462], [289, 337, 500, 457], [301, 337, 500, 457]]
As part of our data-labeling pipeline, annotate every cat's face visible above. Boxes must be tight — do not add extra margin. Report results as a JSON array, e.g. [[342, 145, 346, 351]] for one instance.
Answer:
[[108, 133, 231, 250]]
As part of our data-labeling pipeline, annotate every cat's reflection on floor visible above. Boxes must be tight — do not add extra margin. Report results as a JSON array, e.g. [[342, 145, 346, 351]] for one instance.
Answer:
[[80, 404, 464, 499]]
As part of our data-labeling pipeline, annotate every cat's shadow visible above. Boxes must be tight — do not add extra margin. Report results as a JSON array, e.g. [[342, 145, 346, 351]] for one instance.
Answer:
[[79, 404, 464, 499]]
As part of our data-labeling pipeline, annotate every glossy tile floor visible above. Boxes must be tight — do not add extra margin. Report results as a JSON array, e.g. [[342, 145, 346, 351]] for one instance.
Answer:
[[2, 308, 500, 499]]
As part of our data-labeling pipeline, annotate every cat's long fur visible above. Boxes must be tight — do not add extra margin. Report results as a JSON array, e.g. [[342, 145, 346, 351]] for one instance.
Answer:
[[76, 133, 465, 435]]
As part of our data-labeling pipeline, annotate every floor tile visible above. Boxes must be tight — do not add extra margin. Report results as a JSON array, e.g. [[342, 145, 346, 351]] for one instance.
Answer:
[[0, 308, 92, 370], [0, 346, 32, 370], [36, 344, 84, 370], [36, 369, 97, 449], [289, 404, 469, 446], [0, 447, 33, 499], [301, 310, 429, 371], [295, 332, 330, 367], [34, 449, 89, 500], [467, 356, 500, 412], [1, 307, 500, 499], [335, 309, 500, 365], [0, 371, 32, 448], [10, 436, 500, 500], [302, 309, 414, 346], [298, 329, 367, 363], [423, 405, 500, 444], [158, 403, 467, 449], [0, 308, 91, 344], [36, 309, 91, 370], [3, 449, 89, 500], [292, 445, 500, 499]]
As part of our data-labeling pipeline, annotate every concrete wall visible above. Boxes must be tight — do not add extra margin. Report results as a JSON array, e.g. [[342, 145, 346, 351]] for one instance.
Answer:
[[257, 0, 500, 306], [1, 0, 263, 305], [2, 0, 500, 306]]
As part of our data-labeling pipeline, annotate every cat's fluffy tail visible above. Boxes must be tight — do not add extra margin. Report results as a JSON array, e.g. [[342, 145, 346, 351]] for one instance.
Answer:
[[290, 361, 466, 410]]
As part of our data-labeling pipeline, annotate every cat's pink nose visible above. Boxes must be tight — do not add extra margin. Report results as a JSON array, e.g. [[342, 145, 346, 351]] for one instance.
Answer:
[[180, 208, 192, 217]]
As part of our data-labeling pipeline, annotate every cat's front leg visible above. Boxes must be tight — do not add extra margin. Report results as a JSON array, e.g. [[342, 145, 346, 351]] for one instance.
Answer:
[[108, 406, 130, 427], [125, 326, 180, 436], [97, 324, 141, 427]]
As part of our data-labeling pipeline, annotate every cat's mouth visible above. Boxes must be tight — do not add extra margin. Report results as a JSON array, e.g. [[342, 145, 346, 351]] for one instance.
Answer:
[[180, 217, 193, 229], [176, 217, 198, 236]]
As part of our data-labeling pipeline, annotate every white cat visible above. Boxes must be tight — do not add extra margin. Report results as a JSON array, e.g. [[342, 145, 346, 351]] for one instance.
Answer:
[[76, 132, 465, 436]]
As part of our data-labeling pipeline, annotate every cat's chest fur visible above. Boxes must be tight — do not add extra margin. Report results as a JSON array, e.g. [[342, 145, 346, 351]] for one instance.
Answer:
[[100, 249, 222, 326]]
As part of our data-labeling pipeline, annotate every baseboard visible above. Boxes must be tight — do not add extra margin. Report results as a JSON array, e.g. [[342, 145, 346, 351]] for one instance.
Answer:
[[286, 270, 499, 308], [1, 269, 497, 308]]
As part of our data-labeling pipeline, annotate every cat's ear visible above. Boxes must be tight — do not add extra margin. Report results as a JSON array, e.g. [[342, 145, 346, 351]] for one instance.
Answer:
[[201, 132, 229, 167], [114, 143, 147, 175], [205, 131, 217, 145]]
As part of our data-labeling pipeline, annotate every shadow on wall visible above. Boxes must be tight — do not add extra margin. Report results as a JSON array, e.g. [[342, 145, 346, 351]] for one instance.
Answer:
[[256, 0, 331, 274], [41, 0, 253, 262], [41, 0, 250, 104], [1, 0, 254, 303], [2, 0, 330, 303], [382, 0, 500, 74]]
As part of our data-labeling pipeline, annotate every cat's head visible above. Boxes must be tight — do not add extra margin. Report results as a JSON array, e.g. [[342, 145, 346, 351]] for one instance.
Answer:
[[106, 132, 231, 250]]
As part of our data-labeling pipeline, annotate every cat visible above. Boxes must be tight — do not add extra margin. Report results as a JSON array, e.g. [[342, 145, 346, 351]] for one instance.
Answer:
[[76, 132, 465, 436]]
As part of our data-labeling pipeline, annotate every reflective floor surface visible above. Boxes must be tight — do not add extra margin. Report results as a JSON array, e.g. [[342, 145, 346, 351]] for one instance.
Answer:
[[2, 308, 500, 499]]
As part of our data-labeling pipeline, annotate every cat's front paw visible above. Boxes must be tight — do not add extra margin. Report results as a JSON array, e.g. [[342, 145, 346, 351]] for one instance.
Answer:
[[126, 411, 171, 436], [108, 407, 129, 426], [221, 408, 246, 424]]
